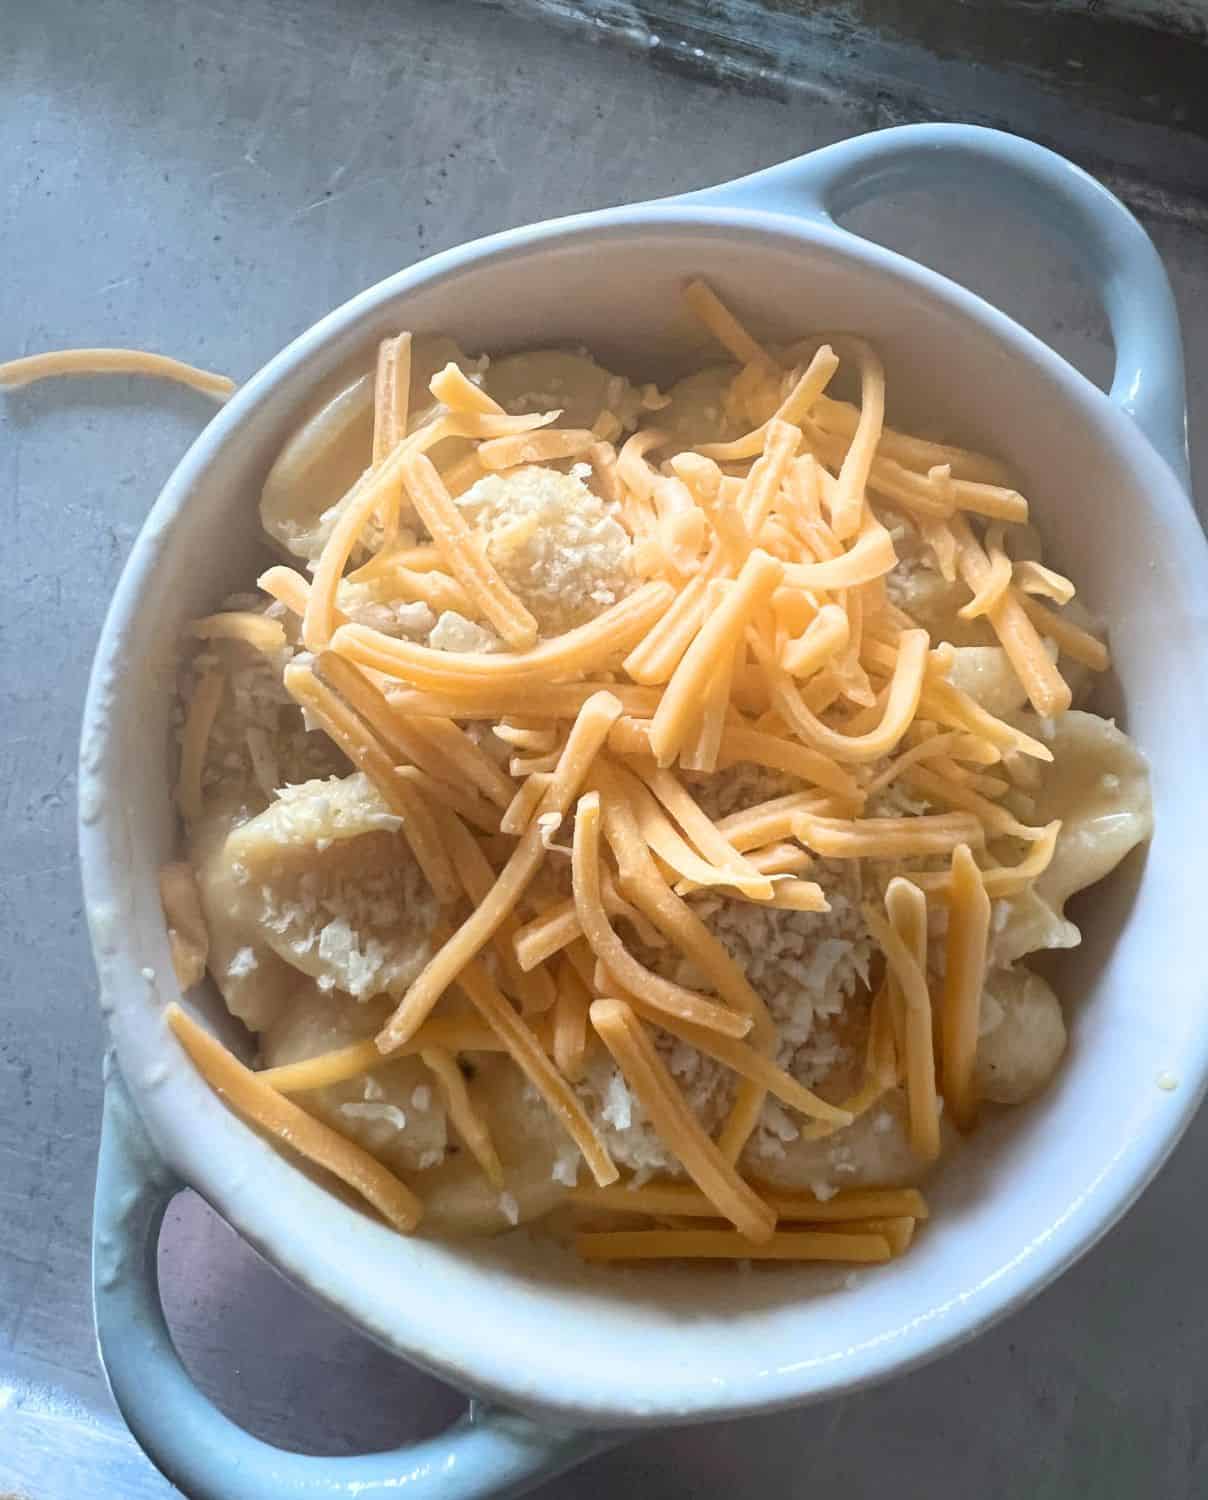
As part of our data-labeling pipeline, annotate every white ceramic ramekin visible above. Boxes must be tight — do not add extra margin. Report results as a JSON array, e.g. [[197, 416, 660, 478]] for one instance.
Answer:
[[81, 125, 1203, 1500]]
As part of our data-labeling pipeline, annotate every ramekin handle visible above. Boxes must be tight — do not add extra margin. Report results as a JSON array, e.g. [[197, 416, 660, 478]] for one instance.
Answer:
[[93, 1065, 605, 1499], [680, 124, 1189, 491]]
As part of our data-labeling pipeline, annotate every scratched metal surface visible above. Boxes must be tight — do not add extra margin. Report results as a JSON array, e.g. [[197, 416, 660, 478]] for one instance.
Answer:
[[489, 0, 1208, 218], [1, 0, 1207, 1495]]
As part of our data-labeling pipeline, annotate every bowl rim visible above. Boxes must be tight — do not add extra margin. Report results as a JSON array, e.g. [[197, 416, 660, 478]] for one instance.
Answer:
[[80, 196, 1208, 1426]]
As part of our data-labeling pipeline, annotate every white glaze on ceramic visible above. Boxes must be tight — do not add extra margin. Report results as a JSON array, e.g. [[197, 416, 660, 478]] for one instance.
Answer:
[[79, 192, 1207, 1429]]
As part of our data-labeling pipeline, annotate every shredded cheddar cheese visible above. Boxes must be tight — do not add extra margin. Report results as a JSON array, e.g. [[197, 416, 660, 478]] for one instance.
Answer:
[[191, 612, 286, 653], [375, 692, 623, 1050], [593, 767, 775, 1040], [455, 953, 618, 1187], [283, 662, 460, 905], [161, 284, 1145, 1265], [332, 581, 675, 691], [258, 1016, 512, 1092], [167, 1004, 422, 1233], [1013, 558, 1076, 607], [649, 549, 783, 765], [940, 845, 991, 1130], [951, 514, 1071, 717], [158, 862, 209, 990], [421, 1045, 505, 1188], [428, 358, 499, 416], [573, 1228, 891, 1262], [574, 792, 751, 1038], [682, 279, 778, 373], [569, 1181, 927, 1222], [0, 347, 235, 398], [402, 450, 540, 648], [373, 333, 412, 466], [590, 998, 776, 1242], [829, 340, 885, 541], [553, 954, 592, 1083], [877, 879, 940, 1162], [176, 668, 224, 824]]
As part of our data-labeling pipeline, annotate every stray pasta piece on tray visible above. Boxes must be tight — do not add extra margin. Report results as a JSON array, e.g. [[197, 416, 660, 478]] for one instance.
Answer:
[[149, 282, 1151, 1261]]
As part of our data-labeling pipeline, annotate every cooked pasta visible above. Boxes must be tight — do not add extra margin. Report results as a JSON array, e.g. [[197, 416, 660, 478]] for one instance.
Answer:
[[148, 286, 1151, 1258]]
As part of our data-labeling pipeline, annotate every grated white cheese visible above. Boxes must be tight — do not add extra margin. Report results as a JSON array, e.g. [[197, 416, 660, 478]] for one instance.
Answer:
[[227, 946, 258, 979], [575, 1050, 701, 1179], [267, 774, 405, 844], [536, 811, 572, 856], [248, 777, 437, 1001], [316, 918, 391, 1001], [694, 855, 871, 1076], [338, 586, 436, 642], [189, 633, 342, 815], [551, 1145, 581, 1186], [762, 1099, 801, 1144], [829, 1142, 858, 1176], [601, 1071, 633, 1131], [428, 610, 499, 654], [455, 466, 634, 635], [340, 1101, 407, 1130]]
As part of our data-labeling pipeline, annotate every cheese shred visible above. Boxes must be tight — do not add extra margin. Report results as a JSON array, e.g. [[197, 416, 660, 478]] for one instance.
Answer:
[[590, 999, 776, 1242], [0, 347, 235, 398], [940, 845, 991, 1131], [167, 1004, 423, 1233], [164, 286, 1135, 1264]]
